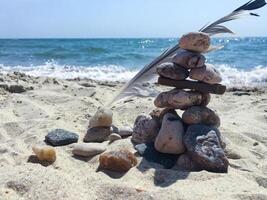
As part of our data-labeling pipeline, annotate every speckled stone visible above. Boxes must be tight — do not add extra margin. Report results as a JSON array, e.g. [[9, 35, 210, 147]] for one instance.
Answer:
[[179, 32, 210, 53], [171, 50, 206, 69], [45, 129, 79, 146], [156, 62, 189, 80], [131, 114, 160, 144], [154, 89, 203, 110], [189, 64, 222, 84], [184, 124, 228, 173], [182, 106, 220, 127]]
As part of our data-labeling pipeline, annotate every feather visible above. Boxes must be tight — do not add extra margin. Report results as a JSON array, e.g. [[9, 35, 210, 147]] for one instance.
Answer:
[[107, 0, 266, 106], [200, 0, 266, 35]]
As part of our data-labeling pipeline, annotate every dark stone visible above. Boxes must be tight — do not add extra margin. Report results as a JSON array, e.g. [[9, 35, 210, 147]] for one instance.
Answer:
[[156, 62, 189, 80], [184, 125, 228, 173], [176, 154, 201, 171], [45, 129, 79, 146], [8, 85, 26, 93], [84, 127, 111, 142], [134, 142, 178, 169]]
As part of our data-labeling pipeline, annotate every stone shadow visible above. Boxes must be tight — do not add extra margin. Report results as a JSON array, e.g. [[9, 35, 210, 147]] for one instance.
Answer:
[[27, 155, 54, 167], [135, 142, 191, 187]]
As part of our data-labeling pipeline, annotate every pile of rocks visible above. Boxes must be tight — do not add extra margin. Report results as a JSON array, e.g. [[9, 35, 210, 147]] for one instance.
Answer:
[[132, 32, 229, 173]]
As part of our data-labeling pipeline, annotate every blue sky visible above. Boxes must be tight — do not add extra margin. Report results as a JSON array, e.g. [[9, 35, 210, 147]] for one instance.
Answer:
[[0, 0, 266, 38]]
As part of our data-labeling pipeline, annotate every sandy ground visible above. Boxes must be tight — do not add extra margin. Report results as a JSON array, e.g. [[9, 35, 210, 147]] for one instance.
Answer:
[[0, 72, 267, 200]]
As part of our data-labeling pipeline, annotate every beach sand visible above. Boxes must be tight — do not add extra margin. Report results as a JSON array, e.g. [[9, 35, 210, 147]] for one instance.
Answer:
[[0, 72, 267, 200]]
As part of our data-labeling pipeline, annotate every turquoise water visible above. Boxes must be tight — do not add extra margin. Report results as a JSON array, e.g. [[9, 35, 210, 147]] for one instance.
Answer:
[[0, 38, 267, 86]]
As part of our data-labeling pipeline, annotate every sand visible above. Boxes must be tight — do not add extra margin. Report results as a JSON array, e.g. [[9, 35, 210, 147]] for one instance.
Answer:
[[0, 72, 267, 200]]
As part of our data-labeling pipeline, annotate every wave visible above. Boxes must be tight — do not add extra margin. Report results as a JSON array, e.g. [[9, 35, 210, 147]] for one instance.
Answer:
[[0, 61, 267, 87]]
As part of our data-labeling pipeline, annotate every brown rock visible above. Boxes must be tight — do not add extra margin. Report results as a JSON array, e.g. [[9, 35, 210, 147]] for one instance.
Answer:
[[154, 113, 185, 154], [132, 114, 160, 144], [156, 62, 189, 80], [200, 93, 211, 106], [189, 64, 222, 84], [99, 149, 137, 172], [179, 32, 210, 53], [182, 106, 220, 127], [184, 125, 228, 173], [149, 108, 179, 124], [171, 50, 206, 69], [84, 127, 112, 142], [154, 89, 202, 110]]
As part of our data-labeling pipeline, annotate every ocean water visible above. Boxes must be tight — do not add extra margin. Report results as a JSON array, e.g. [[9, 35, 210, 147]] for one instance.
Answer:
[[0, 38, 267, 87]]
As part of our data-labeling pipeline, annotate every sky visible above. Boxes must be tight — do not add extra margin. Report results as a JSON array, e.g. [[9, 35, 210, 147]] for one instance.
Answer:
[[0, 0, 266, 38]]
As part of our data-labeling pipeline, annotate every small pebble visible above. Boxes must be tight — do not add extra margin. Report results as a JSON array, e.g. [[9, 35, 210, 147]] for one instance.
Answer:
[[45, 129, 79, 146], [89, 108, 113, 128], [108, 133, 122, 143], [179, 32, 210, 53], [84, 127, 111, 143], [32, 145, 56, 162]]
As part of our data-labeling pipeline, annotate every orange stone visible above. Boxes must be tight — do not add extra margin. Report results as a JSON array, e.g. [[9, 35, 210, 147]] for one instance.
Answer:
[[99, 149, 137, 172]]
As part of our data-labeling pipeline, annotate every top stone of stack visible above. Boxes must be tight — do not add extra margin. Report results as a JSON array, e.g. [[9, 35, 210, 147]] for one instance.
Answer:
[[179, 32, 210, 53]]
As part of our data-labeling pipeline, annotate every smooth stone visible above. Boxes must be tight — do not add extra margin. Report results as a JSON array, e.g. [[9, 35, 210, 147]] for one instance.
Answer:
[[108, 133, 122, 142], [99, 149, 137, 172], [171, 50, 206, 69], [84, 127, 111, 143], [32, 145, 56, 162], [156, 62, 189, 80], [200, 93, 211, 106], [117, 126, 133, 137], [72, 143, 106, 157], [189, 64, 222, 84], [184, 125, 229, 173], [154, 113, 185, 154], [182, 106, 220, 127], [131, 114, 160, 144], [45, 129, 79, 146], [134, 142, 178, 169], [179, 32, 210, 53], [154, 89, 203, 110], [176, 154, 201, 171], [149, 108, 179, 124], [89, 108, 113, 128]]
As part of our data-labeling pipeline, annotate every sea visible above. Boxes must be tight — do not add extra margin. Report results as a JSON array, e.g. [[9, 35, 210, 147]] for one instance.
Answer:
[[0, 37, 266, 87]]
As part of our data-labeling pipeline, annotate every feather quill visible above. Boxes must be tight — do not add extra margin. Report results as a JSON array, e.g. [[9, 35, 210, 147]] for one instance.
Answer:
[[107, 0, 266, 106]]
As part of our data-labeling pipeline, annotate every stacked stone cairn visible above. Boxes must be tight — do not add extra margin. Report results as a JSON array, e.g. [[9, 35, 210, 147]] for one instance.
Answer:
[[132, 32, 229, 173]]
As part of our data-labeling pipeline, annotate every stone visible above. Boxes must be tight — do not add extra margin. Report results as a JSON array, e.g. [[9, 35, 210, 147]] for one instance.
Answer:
[[176, 154, 201, 171], [184, 125, 229, 173], [132, 114, 160, 144], [72, 143, 106, 157], [108, 133, 122, 142], [84, 127, 111, 143], [189, 64, 222, 84], [182, 106, 220, 127], [154, 89, 202, 110], [8, 84, 26, 93], [149, 108, 178, 124], [179, 32, 210, 53], [200, 93, 211, 106], [45, 129, 79, 146], [156, 62, 189, 80], [171, 50, 206, 69], [134, 142, 178, 169], [32, 145, 56, 162], [99, 149, 137, 172], [117, 126, 133, 137], [154, 113, 185, 154], [89, 108, 113, 128], [157, 77, 226, 95]]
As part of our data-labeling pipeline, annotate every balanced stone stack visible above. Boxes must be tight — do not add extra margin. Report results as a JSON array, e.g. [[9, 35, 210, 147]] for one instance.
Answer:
[[132, 32, 229, 173]]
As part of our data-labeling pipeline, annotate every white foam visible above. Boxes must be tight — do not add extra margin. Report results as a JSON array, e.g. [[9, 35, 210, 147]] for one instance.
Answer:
[[0, 61, 267, 87]]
